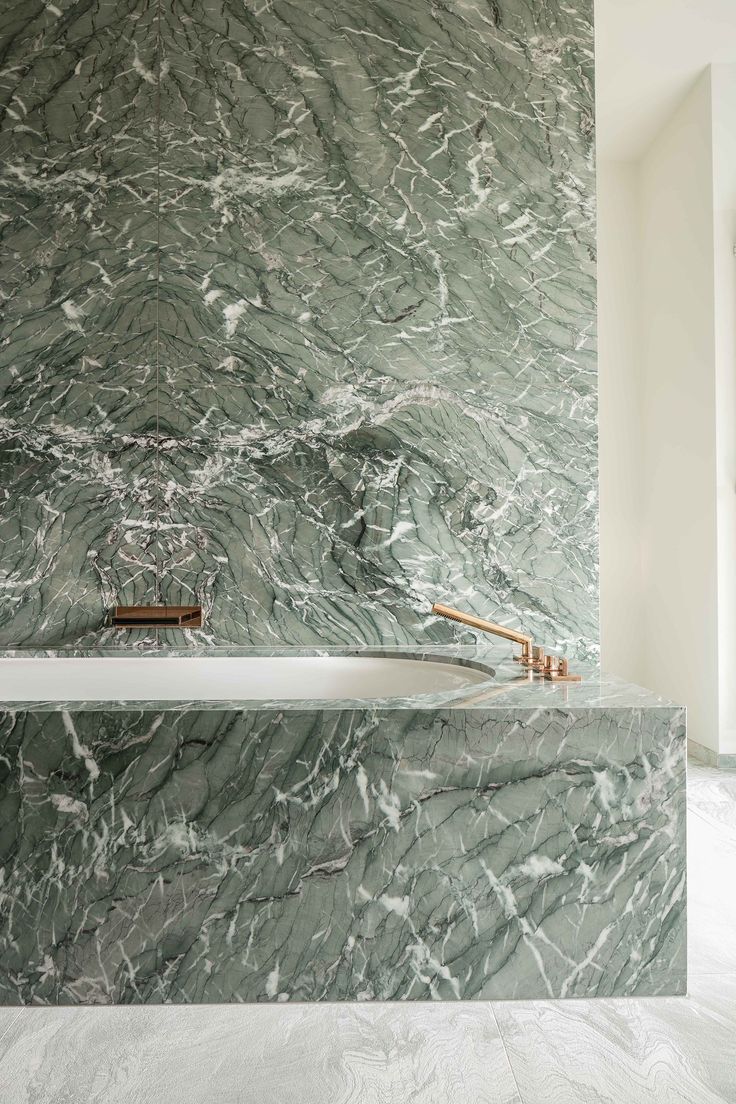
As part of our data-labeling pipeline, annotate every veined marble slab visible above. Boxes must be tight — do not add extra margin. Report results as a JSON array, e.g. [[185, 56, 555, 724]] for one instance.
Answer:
[[0, 0, 598, 657], [0, 655, 685, 1004]]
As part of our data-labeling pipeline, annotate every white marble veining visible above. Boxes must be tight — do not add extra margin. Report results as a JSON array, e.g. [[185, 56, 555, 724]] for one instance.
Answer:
[[0, 761, 733, 1102]]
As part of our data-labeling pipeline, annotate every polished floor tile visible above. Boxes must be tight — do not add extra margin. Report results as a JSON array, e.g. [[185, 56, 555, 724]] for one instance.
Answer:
[[0, 1004, 520, 1104], [688, 767, 736, 836], [688, 807, 736, 976], [493, 973, 736, 1104]]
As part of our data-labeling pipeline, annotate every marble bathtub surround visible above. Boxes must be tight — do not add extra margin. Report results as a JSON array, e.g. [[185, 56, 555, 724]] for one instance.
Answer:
[[0, 649, 685, 1004], [0, 0, 598, 654], [0, 765, 730, 1104]]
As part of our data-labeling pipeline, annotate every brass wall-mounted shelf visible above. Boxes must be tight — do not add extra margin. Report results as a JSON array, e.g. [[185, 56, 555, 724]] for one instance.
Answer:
[[110, 606, 202, 629]]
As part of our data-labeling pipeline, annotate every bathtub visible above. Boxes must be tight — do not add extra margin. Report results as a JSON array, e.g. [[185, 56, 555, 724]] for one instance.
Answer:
[[0, 652, 493, 704], [0, 646, 686, 1006]]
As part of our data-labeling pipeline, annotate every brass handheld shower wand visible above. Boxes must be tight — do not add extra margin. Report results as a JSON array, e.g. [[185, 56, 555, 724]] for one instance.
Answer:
[[430, 602, 582, 682], [431, 602, 533, 658]]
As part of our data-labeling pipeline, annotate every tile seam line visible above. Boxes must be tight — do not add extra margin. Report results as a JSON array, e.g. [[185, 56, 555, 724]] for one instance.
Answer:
[[0, 1008, 22, 1053], [687, 806, 732, 831], [490, 1004, 527, 1104]]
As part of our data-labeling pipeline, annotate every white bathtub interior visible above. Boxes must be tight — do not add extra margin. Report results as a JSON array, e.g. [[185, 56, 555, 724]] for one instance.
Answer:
[[0, 655, 492, 702]]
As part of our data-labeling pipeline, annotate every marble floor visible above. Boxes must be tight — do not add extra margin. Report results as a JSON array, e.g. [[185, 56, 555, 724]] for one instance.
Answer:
[[0, 761, 733, 1104]]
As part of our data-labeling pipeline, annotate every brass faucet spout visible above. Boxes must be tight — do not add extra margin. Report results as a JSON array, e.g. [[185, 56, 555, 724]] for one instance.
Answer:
[[430, 602, 582, 682]]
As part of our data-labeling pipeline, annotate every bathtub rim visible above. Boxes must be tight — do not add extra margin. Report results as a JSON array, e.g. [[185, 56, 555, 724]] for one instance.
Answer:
[[0, 649, 499, 711], [0, 644, 673, 713], [0, 649, 498, 710]]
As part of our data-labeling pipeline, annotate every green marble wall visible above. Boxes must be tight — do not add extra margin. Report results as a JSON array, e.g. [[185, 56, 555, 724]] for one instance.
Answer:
[[0, 0, 597, 652]]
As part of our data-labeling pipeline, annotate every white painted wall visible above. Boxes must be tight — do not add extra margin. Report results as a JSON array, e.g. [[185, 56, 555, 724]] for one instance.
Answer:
[[711, 66, 736, 756], [637, 71, 720, 752], [598, 67, 736, 758], [596, 0, 736, 160], [597, 162, 644, 685]]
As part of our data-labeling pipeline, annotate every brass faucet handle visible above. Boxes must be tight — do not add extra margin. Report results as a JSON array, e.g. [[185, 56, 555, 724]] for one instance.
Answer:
[[542, 655, 583, 683], [531, 645, 545, 670]]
